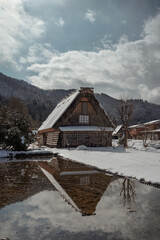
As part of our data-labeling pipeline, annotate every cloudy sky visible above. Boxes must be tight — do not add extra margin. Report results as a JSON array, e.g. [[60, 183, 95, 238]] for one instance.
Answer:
[[0, 0, 160, 104]]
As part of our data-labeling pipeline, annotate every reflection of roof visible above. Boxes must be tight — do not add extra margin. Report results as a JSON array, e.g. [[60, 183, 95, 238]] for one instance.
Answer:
[[143, 119, 160, 125], [112, 125, 122, 136], [60, 126, 114, 132], [39, 90, 79, 131], [39, 166, 80, 212], [38, 159, 113, 216]]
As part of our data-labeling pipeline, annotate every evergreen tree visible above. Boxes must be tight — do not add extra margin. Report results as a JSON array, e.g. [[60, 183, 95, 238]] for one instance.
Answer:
[[0, 97, 35, 150]]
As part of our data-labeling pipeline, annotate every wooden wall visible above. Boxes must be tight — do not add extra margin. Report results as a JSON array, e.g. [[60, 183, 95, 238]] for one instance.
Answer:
[[54, 92, 113, 129], [46, 131, 60, 147], [60, 131, 112, 148], [61, 97, 108, 127]]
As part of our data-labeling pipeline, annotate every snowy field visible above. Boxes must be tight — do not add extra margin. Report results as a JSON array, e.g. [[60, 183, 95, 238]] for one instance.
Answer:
[[52, 140, 160, 184], [0, 140, 160, 184]]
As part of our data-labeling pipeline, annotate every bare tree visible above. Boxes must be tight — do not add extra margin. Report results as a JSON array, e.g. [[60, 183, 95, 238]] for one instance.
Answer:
[[143, 127, 149, 148], [118, 98, 133, 147]]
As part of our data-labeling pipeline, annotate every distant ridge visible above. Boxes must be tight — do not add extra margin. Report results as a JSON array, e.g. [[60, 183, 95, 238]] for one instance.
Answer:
[[0, 72, 160, 124]]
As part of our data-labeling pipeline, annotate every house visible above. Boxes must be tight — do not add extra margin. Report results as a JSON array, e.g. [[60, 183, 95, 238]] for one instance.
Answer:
[[143, 119, 160, 140], [38, 87, 114, 148], [128, 119, 160, 140], [128, 124, 145, 139]]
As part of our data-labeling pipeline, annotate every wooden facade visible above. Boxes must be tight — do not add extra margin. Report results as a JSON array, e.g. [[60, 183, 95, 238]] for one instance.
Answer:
[[128, 124, 145, 139], [143, 120, 160, 140], [60, 130, 112, 148], [38, 87, 114, 148]]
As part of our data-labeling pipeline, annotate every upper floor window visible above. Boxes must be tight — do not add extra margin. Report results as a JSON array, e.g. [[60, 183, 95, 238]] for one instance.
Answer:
[[79, 115, 89, 124]]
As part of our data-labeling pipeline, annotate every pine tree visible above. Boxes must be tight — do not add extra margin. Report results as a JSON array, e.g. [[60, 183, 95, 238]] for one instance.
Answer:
[[0, 97, 35, 150]]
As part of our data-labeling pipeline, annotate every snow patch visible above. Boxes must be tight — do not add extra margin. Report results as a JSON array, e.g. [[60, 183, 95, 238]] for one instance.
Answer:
[[52, 139, 160, 184], [76, 145, 88, 150]]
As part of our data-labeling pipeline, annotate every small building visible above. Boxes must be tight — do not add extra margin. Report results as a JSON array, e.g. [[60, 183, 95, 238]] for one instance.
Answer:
[[128, 119, 160, 140], [143, 119, 160, 140], [38, 87, 114, 148], [128, 124, 145, 139]]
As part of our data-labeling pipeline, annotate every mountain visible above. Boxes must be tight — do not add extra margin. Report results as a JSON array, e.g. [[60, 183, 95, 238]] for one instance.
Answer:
[[0, 72, 73, 122], [0, 72, 160, 125]]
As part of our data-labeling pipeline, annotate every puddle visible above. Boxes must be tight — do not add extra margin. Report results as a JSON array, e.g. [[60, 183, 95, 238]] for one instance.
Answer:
[[0, 157, 160, 240]]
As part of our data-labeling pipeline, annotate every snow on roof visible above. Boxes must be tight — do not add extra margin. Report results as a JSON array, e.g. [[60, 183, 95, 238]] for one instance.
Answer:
[[59, 126, 114, 132], [128, 124, 145, 129], [112, 125, 122, 136], [151, 129, 160, 133], [143, 119, 160, 125], [128, 120, 160, 129], [142, 129, 160, 133], [38, 90, 79, 131]]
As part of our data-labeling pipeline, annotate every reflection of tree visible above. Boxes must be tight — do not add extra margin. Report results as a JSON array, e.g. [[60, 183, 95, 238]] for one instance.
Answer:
[[120, 178, 136, 212]]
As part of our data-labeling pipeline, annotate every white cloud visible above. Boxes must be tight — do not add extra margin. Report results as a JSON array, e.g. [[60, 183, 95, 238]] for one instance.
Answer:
[[55, 17, 65, 26], [0, 0, 45, 69], [138, 84, 160, 104], [99, 35, 114, 50], [0, 180, 155, 240], [20, 43, 53, 64], [27, 13, 160, 104], [85, 10, 96, 23]]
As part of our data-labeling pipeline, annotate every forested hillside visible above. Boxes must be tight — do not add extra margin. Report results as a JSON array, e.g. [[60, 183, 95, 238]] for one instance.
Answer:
[[0, 72, 160, 125]]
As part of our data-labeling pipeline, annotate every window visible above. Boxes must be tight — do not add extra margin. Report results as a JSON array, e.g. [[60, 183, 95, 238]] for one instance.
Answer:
[[80, 176, 90, 185], [79, 115, 89, 124]]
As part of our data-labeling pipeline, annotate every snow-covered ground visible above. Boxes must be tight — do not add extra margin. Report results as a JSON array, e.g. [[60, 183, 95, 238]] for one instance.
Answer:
[[0, 140, 160, 184], [52, 140, 160, 184]]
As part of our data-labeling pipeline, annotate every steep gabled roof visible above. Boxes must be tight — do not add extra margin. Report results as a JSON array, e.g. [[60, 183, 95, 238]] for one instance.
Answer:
[[38, 87, 114, 132], [38, 90, 79, 131]]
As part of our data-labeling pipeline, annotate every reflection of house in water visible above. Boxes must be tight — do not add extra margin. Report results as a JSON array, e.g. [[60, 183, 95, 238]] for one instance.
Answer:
[[0, 158, 115, 215], [38, 157, 114, 216], [0, 161, 56, 209]]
